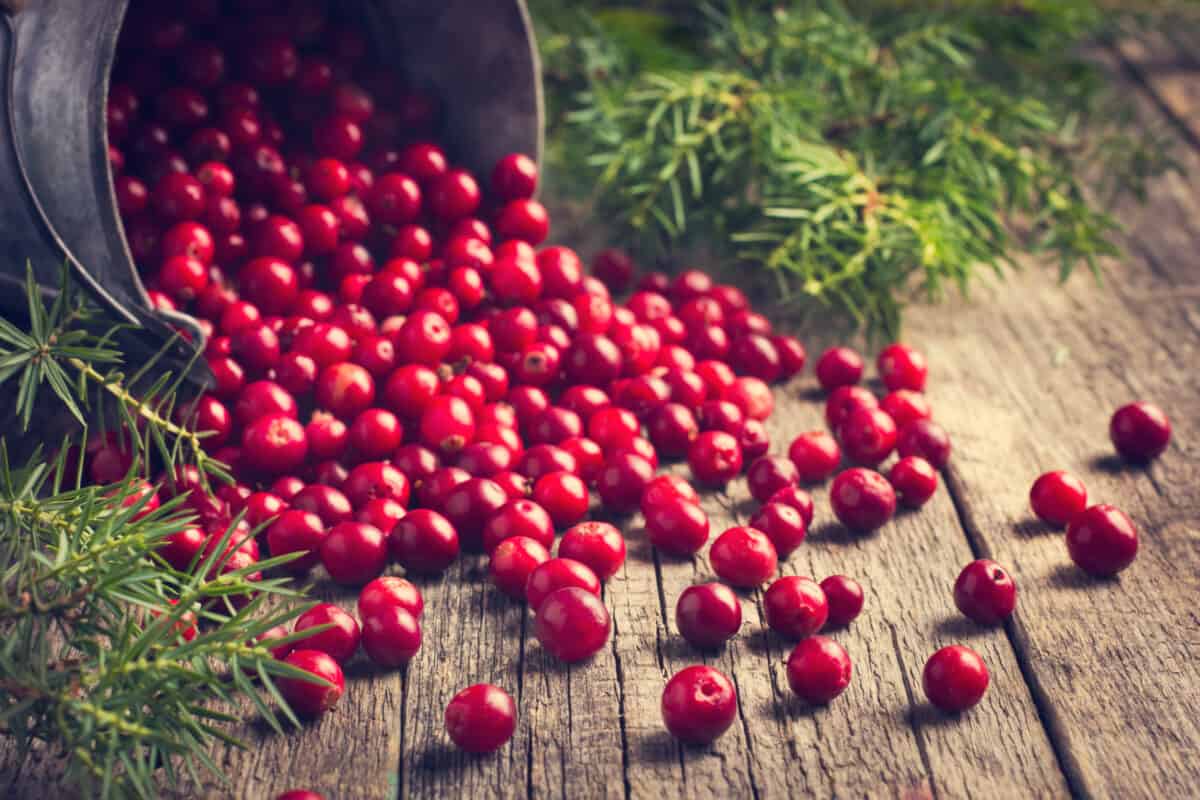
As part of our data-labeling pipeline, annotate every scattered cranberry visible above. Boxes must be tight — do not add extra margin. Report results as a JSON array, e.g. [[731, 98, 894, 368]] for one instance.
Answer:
[[535, 587, 611, 662], [767, 486, 815, 527], [748, 502, 807, 558], [267, 510, 326, 575], [596, 452, 655, 513], [764, 576, 829, 640], [1110, 401, 1171, 463], [876, 343, 928, 391], [442, 478, 507, 551], [445, 684, 516, 753], [830, 468, 896, 532], [888, 456, 938, 508], [320, 522, 388, 585], [482, 498, 555, 553], [294, 602, 361, 664], [824, 385, 878, 430], [709, 526, 777, 588], [896, 419, 951, 469], [278, 649, 345, 717], [559, 521, 626, 581], [787, 431, 841, 483], [1029, 471, 1088, 527], [532, 470, 589, 528], [688, 431, 743, 485], [362, 605, 422, 667], [675, 583, 742, 649], [923, 645, 989, 712], [241, 414, 308, 476], [746, 456, 799, 504], [661, 665, 737, 745], [641, 474, 700, 512], [645, 495, 711, 557], [525, 557, 601, 612], [1065, 504, 1139, 576], [786, 636, 852, 704], [390, 509, 460, 574], [954, 559, 1017, 624], [820, 575, 864, 627], [880, 390, 932, 430], [358, 576, 424, 620], [490, 536, 551, 598], [837, 406, 897, 466], [815, 347, 864, 391]]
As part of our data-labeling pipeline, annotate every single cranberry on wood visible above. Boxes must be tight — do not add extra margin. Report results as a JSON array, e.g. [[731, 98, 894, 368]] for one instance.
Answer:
[[390, 509, 460, 574], [763, 576, 829, 640], [953, 559, 1017, 624], [278, 649, 345, 717], [490, 536, 551, 598], [748, 502, 807, 559], [1109, 401, 1171, 463], [559, 521, 627, 581], [709, 526, 777, 588], [661, 665, 738, 745], [923, 645, 989, 712], [820, 575, 864, 627], [787, 431, 841, 483], [830, 468, 895, 532], [787, 636, 852, 704], [293, 602, 361, 664], [445, 684, 517, 753], [1065, 504, 1139, 576], [675, 583, 742, 649], [1029, 470, 1088, 528], [535, 586, 611, 662]]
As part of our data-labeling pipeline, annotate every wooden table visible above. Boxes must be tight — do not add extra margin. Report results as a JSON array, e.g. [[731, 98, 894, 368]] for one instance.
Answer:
[[6, 37, 1199, 800]]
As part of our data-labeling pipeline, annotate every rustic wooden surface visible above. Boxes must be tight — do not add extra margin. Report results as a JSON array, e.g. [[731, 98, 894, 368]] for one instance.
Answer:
[[6, 39, 1200, 800]]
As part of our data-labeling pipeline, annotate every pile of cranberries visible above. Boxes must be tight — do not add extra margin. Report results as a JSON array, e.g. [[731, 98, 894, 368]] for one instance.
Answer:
[[91, 4, 1172, 783]]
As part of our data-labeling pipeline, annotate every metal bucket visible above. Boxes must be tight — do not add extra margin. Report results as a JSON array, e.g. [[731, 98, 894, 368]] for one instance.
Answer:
[[0, 0, 543, 373]]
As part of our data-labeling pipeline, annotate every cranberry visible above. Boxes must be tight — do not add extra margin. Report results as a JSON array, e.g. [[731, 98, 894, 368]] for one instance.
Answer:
[[293, 323, 353, 368], [688, 431, 743, 485], [395, 310, 452, 366], [730, 335, 782, 383], [640, 474, 700, 513], [241, 414, 307, 475], [532, 471, 589, 528], [736, 419, 770, 463], [442, 478, 507, 551], [428, 169, 480, 220], [1110, 401, 1171, 463], [278, 649, 344, 716], [748, 502, 807, 558], [820, 575, 864, 627], [457, 441, 515, 477], [596, 452, 655, 513], [291, 484, 353, 526], [743, 456, 796, 504], [270, 476, 306, 503], [647, 403, 699, 458], [320, 522, 388, 585], [772, 335, 807, 379], [348, 408, 404, 460], [923, 645, 988, 712], [231, 323, 282, 373], [490, 536, 552, 597], [315, 362, 376, 419], [358, 576, 424, 622], [953, 559, 1017, 624], [876, 343, 928, 391], [661, 665, 737, 745], [234, 380, 296, 425], [587, 406, 640, 451], [159, 526, 207, 571], [560, 437, 605, 483], [525, 558, 601, 612], [786, 636, 852, 704], [896, 420, 951, 469], [880, 390, 932, 430], [888, 456, 938, 508], [390, 509, 460, 573], [157, 256, 209, 301], [1029, 471, 1088, 527], [356, 496, 406, 532], [417, 467, 471, 510], [709, 526, 777, 587], [786, 431, 841, 483], [275, 791, 324, 800], [420, 395, 476, 456], [482, 499, 555, 553], [445, 684, 516, 753], [535, 586, 610, 662], [368, 173, 422, 225], [815, 347, 864, 391], [838, 406, 897, 466], [830, 468, 895, 532], [590, 248, 634, 292], [764, 576, 829, 639], [825, 385, 879, 430], [527, 407, 582, 445], [382, 365, 439, 420], [1065, 504, 1139, 576], [723, 376, 773, 421], [565, 333, 623, 385], [645, 495, 710, 557], [360, 604, 422, 667], [491, 152, 538, 200], [304, 414, 348, 462], [294, 602, 361, 664], [559, 522, 626, 581], [675, 583, 741, 649], [342, 461, 410, 508]]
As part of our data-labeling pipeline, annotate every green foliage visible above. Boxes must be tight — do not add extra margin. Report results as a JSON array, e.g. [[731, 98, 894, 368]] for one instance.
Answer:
[[0, 272, 316, 798], [532, 0, 1182, 334]]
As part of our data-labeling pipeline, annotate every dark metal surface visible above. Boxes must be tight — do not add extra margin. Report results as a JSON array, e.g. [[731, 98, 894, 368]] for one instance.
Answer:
[[0, 0, 543, 376]]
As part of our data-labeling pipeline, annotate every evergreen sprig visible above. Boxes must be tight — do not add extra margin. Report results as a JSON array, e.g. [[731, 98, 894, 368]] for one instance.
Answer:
[[0, 271, 317, 798], [534, 0, 1182, 334]]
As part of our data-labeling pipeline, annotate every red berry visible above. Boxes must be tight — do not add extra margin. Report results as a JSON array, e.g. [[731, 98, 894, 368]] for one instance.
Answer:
[[525, 557, 601, 612], [748, 502, 807, 558], [559, 522, 626, 581], [786, 636, 852, 704], [294, 602, 361, 664], [764, 576, 828, 640], [736, 419, 770, 462], [661, 665, 737, 744], [879, 390, 932, 430], [159, 526, 207, 571], [428, 169, 480, 220], [390, 509, 460, 573], [534, 586, 610, 662], [482, 499, 555, 553], [320, 522, 388, 585], [348, 408, 404, 459], [361, 605, 422, 667], [688, 431, 743, 485], [315, 362, 376, 419], [596, 452, 655, 513], [824, 385, 878, 430], [358, 576, 424, 620], [888, 456, 938, 508], [395, 310, 452, 366], [592, 248, 635, 293], [675, 583, 742, 649], [278, 649, 345, 716], [773, 335, 807, 379], [787, 431, 841, 483], [420, 395, 476, 456], [837, 406, 897, 466], [820, 575, 864, 627], [494, 199, 549, 245], [492, 153, 538, 200], [1065, 504, 1139, 576], [368, 172, 422, 225], [815, 347, 864, 391], [953, 559, 1017, 624], [490, 535, 551, 597], [241, 414, 307, 475], [896, 420, 951, 469], [157, 255, 209, 301], [442, 478, 507, 551], [645, 495, 710, 557], [267, 510, 326, 574], [923, 645, 988, 712], [640, 474, 700, 513], [313, 114, 363, 160], [1110, 401, 1171, 463], [723, 376, 773, 421], [709, 526, 777, 588], [730, 334, 782, 383], [445, 684, 516, 753], [876, 343, 928, 391], [356, 497, 406, 534], [1029, 470, 1088, 528], [746, 456, 799, 504], [532, 471, 589, 528], [342, 461, 410, 508], [830, 468, 896, 532]]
